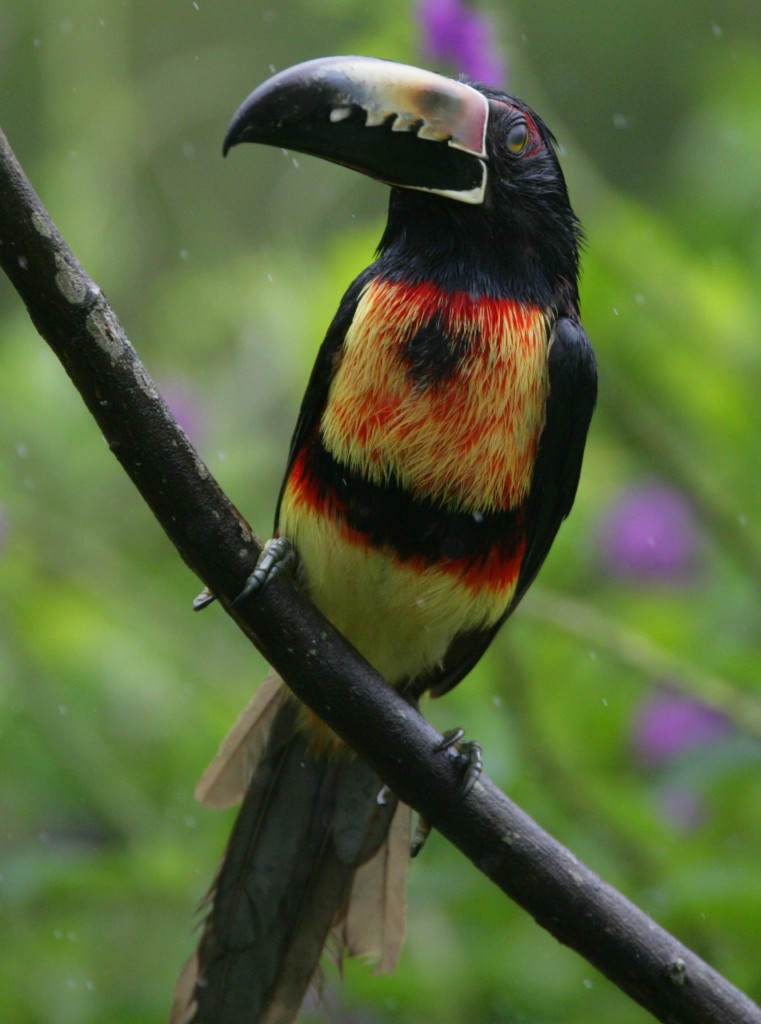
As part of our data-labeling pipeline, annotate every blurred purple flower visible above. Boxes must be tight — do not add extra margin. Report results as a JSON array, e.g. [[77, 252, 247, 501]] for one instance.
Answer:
[[418, 0, 506, 86], [657, 784, 707, 831], [633, 689, 731, 832], [632, 689, 730, 767], [161, 378, 207, 448], [598, 481, 701, 583]]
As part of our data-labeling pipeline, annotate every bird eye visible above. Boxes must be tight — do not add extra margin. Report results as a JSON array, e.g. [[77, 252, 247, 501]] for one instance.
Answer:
[[506, 121, 529, 155]]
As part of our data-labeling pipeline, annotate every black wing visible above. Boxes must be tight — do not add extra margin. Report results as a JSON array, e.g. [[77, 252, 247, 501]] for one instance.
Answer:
[[274, 266, 376, 529], [425, 315, 597, 698], [511, 316, 597, 605]]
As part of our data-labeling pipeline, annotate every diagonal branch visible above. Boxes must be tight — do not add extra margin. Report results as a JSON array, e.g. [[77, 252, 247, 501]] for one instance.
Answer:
[[0, 125, 758, 1024]]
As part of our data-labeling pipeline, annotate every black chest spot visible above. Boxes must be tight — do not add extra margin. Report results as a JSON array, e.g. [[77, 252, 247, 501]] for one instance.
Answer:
[[401, 313, 476, 388]]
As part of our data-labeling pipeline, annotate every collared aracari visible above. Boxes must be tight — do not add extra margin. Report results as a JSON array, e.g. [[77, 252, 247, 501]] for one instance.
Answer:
[[171, 56, 597, 1024]]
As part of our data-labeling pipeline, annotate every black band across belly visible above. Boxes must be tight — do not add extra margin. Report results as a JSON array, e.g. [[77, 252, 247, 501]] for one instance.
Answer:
[[285, 431, 526, 573]]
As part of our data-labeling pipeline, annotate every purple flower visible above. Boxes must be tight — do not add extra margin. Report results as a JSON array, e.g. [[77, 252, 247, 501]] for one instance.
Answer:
[[656, 784, 707, 831], [418, 0, 506, 86], [632, 690, 730, 767], [161, 378, 207, 448], [632, 689, 732, 832], [598, 481, 701, 583]]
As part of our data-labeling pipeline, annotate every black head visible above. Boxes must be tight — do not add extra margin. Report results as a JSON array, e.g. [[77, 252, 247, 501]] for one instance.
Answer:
[[378, 86, 581, 306], [224, 58, 582, 307]]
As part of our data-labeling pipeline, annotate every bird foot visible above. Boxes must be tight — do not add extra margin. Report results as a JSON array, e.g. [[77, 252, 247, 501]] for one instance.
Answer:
[[437, 727, 483, 800], [233, 536, 297, 606], [411, 727, 483, 857], [191, 537, 296, 611]]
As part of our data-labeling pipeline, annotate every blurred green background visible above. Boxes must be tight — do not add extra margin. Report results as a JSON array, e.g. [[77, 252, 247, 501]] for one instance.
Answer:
[[1, 2, 760, 1022]]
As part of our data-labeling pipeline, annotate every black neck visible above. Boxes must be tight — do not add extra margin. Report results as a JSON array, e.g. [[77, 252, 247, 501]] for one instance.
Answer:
[[375, 187, 580, 312]]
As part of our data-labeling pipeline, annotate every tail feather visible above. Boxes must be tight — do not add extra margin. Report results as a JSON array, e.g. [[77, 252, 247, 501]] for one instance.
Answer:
[[172, 674, 409, 1024], [195, 670, 289, 809], [334, 801, 410, 973]]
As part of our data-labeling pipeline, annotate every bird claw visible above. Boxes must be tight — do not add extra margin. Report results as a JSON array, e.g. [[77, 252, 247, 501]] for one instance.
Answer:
[[191, 537, 296, 611], [411, 816, 431, 858], [437, 727, 483, 800], [192, 587, 217, 611], [411, 727, 483, 857], [233, 536, 297, 606]]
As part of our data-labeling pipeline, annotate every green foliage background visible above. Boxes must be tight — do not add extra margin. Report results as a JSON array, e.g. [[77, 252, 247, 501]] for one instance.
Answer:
[[1, 2, 760, 1022]]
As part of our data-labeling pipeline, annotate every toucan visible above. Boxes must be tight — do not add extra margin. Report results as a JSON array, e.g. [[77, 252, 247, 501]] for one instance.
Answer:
[[171, 55, 597, 1024]]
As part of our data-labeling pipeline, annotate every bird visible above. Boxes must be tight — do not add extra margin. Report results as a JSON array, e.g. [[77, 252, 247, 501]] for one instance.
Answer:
[[171, 55, 597, 1024]]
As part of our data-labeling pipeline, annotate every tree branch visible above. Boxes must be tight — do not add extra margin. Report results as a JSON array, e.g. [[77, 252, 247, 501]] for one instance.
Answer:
[[1, 125, 758, 1024]]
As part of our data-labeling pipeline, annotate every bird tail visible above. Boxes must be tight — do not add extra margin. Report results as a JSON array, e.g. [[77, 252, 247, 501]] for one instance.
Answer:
[[171, 672, 410, 1024]]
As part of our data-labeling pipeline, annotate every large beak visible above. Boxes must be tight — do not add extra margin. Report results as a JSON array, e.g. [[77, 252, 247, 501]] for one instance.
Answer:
[[223, 56, 489, 205]]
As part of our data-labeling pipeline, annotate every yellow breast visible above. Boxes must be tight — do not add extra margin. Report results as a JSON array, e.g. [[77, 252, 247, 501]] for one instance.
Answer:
[[320, 277, 550, 514], [278, 276, 550, 688]]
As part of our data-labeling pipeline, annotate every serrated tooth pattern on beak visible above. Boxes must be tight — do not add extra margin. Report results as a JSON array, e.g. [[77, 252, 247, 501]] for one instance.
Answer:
[[329, 106, 353, 123]]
